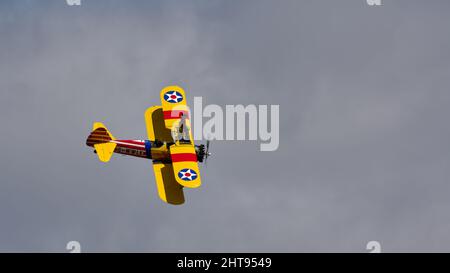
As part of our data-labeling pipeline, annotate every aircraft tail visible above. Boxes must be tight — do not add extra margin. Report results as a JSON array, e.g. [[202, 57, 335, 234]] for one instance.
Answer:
[[86, 122, 117, 162]]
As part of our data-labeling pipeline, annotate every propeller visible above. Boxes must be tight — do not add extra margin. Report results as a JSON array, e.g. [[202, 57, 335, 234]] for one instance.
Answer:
[[206, 140, 211, 158], [204, 139, 212, 165]]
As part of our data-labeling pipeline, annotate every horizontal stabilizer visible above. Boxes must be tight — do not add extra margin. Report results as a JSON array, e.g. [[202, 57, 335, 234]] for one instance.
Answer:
[[86, 122, 117, 162]]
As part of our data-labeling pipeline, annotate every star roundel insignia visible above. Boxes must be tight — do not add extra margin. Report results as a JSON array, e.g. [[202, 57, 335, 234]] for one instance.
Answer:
[[164, 91, 183, 103], [178, 168, 198, 181]]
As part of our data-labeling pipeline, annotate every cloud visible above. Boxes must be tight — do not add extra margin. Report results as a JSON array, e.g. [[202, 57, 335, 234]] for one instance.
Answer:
[[1, 0, 450, 252]]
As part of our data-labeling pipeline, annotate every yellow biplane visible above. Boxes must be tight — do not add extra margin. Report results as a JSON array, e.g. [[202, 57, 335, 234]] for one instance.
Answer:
[[85, 86, 210, 205]]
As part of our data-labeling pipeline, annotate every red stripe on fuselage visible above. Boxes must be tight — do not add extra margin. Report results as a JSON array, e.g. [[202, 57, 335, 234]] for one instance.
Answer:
[[116, 140, 145, 144], [171, 153, 198, 162], [114, 141, 146, 150], [163, 110, 190, 120]]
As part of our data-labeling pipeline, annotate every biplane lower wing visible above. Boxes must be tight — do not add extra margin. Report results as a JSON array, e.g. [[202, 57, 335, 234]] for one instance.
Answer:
[[144, 106, 173, 142], [145, 106, 185, 205], [170, 145, 202, 188], [152, 162, 185, 205]]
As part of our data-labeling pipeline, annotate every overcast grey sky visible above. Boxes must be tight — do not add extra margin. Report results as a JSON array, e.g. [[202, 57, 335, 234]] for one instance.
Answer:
[[1, 0, 450, 252]]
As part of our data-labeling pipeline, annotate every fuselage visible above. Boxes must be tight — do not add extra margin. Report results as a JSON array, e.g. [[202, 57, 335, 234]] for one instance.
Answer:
[[88, 139, 202, 162], [112, 139, 167, 160]]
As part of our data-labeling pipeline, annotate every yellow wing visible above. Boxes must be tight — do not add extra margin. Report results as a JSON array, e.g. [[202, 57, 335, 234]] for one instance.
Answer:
[[145, 106, 185, 205], [144, 106, 173, 142], [152, 162, 185, 205], [160, 86, 201, 188], [169, 144, 202, 188], [160, 86, 193, 141]]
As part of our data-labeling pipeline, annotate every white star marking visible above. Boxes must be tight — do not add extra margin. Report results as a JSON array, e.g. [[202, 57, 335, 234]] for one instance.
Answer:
[[179, 169, 197, 181], [165, 91, 183, 103]]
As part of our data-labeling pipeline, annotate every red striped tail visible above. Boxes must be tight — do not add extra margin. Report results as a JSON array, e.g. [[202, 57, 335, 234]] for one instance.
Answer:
[[86, 127, 113, 147]]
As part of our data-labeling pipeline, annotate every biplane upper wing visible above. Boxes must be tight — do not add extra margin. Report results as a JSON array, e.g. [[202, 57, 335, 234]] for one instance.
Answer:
[[159, 85, 193, 141], [145, 106, 185, 205], [159, 86, 201, 188], [169, 144, 202, 188]]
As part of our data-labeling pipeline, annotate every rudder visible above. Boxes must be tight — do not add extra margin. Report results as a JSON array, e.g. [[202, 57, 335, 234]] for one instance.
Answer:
[[86, 122, 117, 162]]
